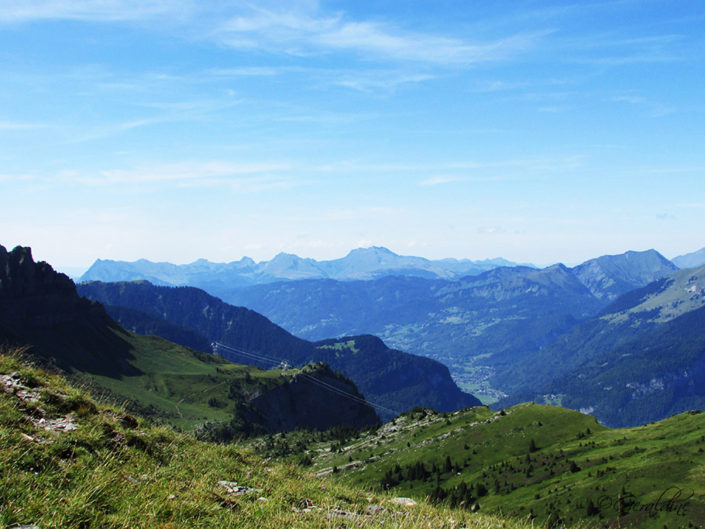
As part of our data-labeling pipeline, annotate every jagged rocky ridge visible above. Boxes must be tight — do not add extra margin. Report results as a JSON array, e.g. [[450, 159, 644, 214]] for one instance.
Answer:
[[0, 244, 137, 376]]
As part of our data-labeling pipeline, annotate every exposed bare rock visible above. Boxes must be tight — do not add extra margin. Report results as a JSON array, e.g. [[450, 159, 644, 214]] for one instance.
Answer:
[[1, 372, 40, 402], [390, 497, 418, 506], [216, 481, 263, 496], [32, 414, 78, 432]]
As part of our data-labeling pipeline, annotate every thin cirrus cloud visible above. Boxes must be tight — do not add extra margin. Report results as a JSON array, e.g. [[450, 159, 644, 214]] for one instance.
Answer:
[[0, 121, 48, 130], [209, 65, 436, 93], [0, 1, 543, 67], [61, 161, 292, 187], [0, 0, 194, 23], [560, 33, 686, 66], [333, 72, 436, 93], [418, 176, 466, 187], [216, 7, 544, 66]]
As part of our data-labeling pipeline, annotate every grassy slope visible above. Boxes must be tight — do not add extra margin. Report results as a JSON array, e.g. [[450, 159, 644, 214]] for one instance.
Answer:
[[260, 404, 705, 529], [69, 330, 292, 431], [1, 349, 546, 529]]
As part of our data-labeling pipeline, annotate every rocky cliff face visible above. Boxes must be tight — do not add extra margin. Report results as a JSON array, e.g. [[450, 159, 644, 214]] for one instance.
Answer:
[[1, 245, 83, 331], [0, 245, 137, 376]]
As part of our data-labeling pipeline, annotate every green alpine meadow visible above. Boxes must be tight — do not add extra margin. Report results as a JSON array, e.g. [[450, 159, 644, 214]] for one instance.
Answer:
[[0, 348, 533, 529], [258, 405, 705, 528]]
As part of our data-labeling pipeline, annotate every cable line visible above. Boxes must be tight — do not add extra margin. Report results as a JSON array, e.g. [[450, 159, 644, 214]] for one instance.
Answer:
[[212, 341, 399, 417]]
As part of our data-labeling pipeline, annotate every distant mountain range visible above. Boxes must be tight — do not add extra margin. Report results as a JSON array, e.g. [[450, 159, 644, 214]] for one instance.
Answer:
[[212, 250, 675, 399], [77, 280, 480, 420], [79, 247, 683, 405], [673, 246, 705, 269], [500, 263, 705, 426], [80, 247, 527, 287], [571, 249, 678, 302]]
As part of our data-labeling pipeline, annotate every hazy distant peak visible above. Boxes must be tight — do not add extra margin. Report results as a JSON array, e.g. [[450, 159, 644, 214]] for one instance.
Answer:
[[271, 251, 298, 259], [672, 246, 705, 269], [80, 248, 523, 286], [348, 246, 397, 256], [572, 249, 677, 302], [346, 246, 397, 256], [544, 262, 570, 272]]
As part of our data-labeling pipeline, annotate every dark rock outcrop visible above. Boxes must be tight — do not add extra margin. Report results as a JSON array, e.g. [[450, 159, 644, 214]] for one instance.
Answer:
[[0, 245, 137, 376]]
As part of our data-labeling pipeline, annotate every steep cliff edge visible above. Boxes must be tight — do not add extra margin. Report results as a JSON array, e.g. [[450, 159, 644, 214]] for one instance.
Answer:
[[0, 245, 137, 376]]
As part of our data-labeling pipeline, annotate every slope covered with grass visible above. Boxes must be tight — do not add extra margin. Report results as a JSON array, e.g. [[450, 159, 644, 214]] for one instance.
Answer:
[[1, 348, 544, 529], [256, 404, 705, 529]]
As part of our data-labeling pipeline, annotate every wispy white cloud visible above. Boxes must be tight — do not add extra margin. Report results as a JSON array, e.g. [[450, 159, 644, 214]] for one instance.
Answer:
[[61, 161, 292, 188], [104, 161, 290, 183], [316, 22, 542, 65], [419, 176, 465, 187], [565, 33, 686, 65], [206, 66, 287, 77], [0, 121, 48, 130], [610, 95, 647, 105], [0, 172, 33, 182], [471, 79, 530, 93], [537, 105, 570, 113], [216, 7, 544, 66], [607, 93, 676, 117], [0, 0, 195, 23], [317, 156, 585, 176], [209, 63, 437, 93], [334, 72, 435, 93]]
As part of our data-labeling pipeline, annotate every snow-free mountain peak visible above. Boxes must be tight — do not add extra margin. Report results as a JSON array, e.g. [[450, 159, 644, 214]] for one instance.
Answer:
[[673, 246, 705, 269], [80, 247, 526, 287], [570, 248, 677, 301]]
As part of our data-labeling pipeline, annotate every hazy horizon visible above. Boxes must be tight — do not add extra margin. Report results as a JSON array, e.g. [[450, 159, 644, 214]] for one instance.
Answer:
[[12, 243, 699, 281]]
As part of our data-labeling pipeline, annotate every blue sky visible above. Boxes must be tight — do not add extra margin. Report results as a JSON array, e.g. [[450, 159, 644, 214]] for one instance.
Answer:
[[1, 0, 704, 273]]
